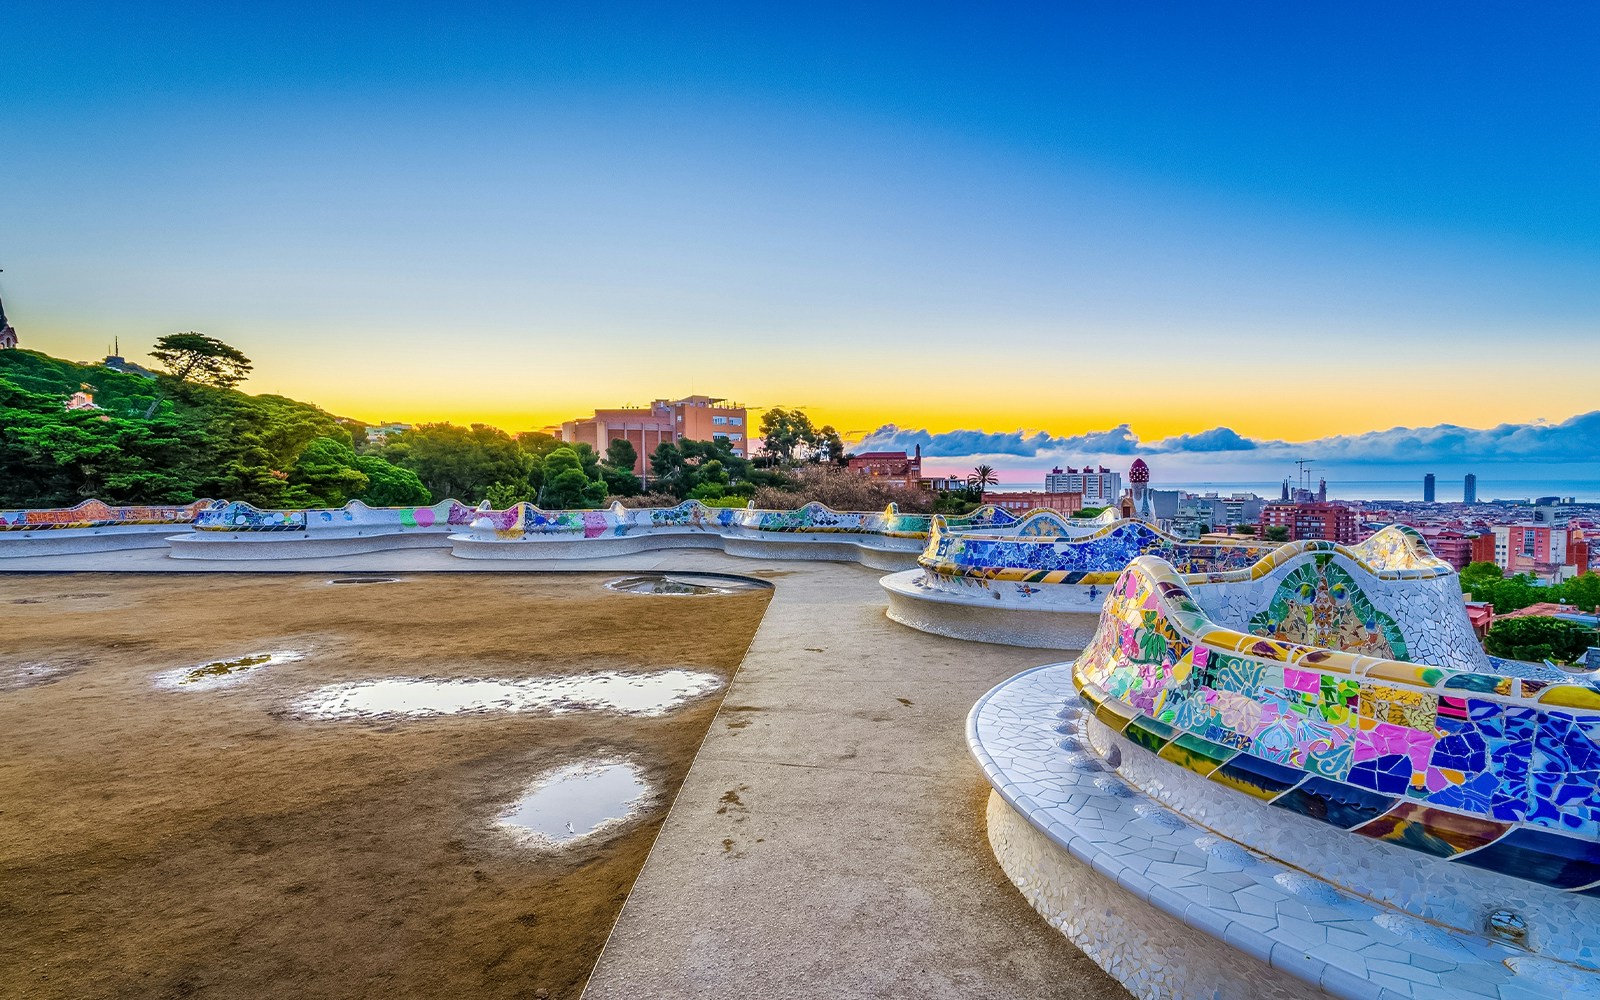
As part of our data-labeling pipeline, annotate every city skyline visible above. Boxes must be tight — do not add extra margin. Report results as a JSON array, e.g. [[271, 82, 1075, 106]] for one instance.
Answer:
[[5, 3, 1598, 465]]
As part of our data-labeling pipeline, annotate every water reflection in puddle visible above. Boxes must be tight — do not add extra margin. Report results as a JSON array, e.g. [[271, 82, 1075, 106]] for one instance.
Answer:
[[327, 577, 401, 586], [603, 574, 764, 597], [294, 669, 723, 720], [158, 650, 304, 690], [498, 760, 651, 846]]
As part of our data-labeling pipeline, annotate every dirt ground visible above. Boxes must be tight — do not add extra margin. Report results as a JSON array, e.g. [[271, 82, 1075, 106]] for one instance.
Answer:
[[0, 572, 771, 1000]]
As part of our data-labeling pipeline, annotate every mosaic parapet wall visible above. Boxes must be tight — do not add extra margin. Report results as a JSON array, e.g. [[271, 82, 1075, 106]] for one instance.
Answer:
[[0, 499, 220, 530], [459, 499, 1028, 540], [184, 496, 1088, 540], [189, 498, 1081, 539], [196, 499, 481, 532], [1074, 552, 1600, 894], [903, 518, 1444, 609]]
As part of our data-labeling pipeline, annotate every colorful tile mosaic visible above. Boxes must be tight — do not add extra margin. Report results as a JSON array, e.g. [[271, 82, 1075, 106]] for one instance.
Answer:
[[0, 498, 220, 530], [1071, 553, 1600, 891]]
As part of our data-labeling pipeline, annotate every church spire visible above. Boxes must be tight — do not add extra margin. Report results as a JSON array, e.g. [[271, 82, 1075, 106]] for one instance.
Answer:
[[0, 270, 18, 350]]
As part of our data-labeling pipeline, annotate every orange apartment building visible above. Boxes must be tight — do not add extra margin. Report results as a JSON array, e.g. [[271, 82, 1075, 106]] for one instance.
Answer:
[[559, 396, 748, 474]]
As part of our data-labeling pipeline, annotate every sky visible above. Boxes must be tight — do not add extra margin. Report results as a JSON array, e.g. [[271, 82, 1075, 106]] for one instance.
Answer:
[[3, 3, 1598, 488]]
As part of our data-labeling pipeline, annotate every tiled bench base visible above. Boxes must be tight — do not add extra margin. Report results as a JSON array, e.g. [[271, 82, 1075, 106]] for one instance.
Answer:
[[881, 570, 1101, 649], [969, 663, 1600, 1000]]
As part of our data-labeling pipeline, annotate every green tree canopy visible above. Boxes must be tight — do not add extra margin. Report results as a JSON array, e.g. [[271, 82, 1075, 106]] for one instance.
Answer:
[[353, 454, 431, 506], [150, 332, 253, 389], [1485, 616, 1598, 664], [538, 447, 607, 509], [605, 438, 638, 471], [381, 423, 532, 504]]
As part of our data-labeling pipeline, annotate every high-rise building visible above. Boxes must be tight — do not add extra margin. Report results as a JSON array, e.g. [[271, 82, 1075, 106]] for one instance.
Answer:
[[1423, 474, 1436, 503], [560, 396, 748, 473], [1464, 474, 1478, 504], [1043, 465, 1122, 504]]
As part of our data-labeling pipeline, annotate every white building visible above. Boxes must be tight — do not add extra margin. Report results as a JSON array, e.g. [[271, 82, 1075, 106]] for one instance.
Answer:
[[1044, 466, 1122, 504]]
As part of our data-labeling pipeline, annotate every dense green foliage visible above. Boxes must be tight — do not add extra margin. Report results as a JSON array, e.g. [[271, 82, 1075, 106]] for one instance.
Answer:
[[0, 348, 421, 509], [756, 407, 844, 464], [648, 437, 783, 503], [1459, 562, 1600, 614], [1484, 616, 1598, 664], [1263, 525, 1290, 542]]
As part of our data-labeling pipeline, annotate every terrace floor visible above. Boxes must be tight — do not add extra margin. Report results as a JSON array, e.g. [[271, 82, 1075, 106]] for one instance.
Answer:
[[2, 546, 1127, 1000]]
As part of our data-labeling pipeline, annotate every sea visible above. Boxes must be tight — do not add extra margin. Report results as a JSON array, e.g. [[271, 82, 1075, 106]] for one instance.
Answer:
[[992, 480, 1600, 504]]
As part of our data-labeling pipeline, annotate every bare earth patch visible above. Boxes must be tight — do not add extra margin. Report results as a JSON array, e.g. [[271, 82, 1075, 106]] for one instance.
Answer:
[[0, 571, 770, 1000]]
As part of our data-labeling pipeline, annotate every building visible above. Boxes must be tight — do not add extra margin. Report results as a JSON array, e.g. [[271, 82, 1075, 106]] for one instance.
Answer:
[[845, 448, 923, 489], [1423, 474, 1436, 503], [64, 389, 102, 411], [365, 422, 412, 443], [1470, 531, 1497, 566], [0, 286, 17, 350], [1126, 459, 1153, 519], [1418, 527, 1473, 570], [1494, 521, 1589, 581], [1183, 493, 1266, 530], [1464, 473, 1478, 504], [1044, 466, 1122, 504], [983, 491, 1084, 515], [560, 396, 748, 473], [1259, 501, 1358, 544]]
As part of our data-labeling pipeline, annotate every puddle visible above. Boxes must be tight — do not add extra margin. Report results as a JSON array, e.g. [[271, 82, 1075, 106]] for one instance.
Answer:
[[497, 759, 652, 846], [293, 669, 724, 720], [327, 577, 401, 585], [603, 574, 764, 596], [158, 650, 304, 690], [0, 661, 76, 692]]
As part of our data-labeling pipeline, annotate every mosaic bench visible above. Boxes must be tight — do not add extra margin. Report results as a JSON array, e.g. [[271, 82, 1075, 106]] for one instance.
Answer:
[[970, 549, 1600, 999]]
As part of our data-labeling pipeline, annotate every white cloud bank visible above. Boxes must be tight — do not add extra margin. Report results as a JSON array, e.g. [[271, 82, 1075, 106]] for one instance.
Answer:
[[852, 411, 1600, 468]]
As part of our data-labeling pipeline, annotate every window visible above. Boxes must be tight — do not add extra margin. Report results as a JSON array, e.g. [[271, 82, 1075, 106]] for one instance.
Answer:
[[731, 417, 743, 425], [729, 433, 743, 441], [713, 416, 727, 425]]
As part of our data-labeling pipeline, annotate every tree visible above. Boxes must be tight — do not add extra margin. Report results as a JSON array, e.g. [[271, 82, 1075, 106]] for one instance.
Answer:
[[150, 333, 253, 389], [1263, 526, 1291, 542], [287, 435, 369, 507], [967, 465, 998, 494], [806, 425, 845, 464], [354, 455, 431, 506], [537, 447, 607, 509], [605, 438, 638, 472], [382, 423, 532, 504], [758, 408, 812, 463], [484, 480, 531, 508], [1485, 616, 1598, 664]]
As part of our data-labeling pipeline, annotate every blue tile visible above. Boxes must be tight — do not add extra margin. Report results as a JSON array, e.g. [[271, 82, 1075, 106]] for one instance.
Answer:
[[1271, 776, 1398, 830]]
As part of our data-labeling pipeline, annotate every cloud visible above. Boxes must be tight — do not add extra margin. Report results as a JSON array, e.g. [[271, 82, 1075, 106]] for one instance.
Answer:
[[854, 423, 1141, 458], [848, 411, 1600, 465]]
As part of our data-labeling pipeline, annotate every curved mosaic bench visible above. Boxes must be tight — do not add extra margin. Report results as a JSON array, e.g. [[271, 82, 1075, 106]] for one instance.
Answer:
[[971, 549, 1600, 999], [0, 499, 221, 557], [115, 497, 1085, 566], [883, 521, 1449, 650], [447, 500, 1027, 569]]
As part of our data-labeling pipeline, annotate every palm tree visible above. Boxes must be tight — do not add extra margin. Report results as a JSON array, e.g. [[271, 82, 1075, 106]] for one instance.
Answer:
[[967, 464, 998, 495]]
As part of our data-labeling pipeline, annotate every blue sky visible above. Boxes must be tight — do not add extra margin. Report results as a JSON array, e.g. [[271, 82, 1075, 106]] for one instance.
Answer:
[[3, 3, 1597, 484]]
